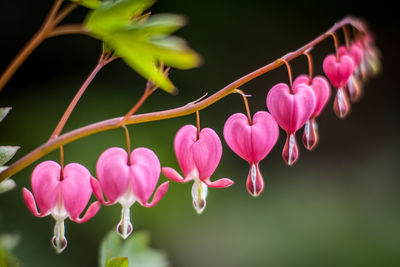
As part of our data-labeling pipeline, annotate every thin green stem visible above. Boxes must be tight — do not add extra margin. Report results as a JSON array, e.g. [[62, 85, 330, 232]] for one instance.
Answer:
[[0, 16, 368, 182]]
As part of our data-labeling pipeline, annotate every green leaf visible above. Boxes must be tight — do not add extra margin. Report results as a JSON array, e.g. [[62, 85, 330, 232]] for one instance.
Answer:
[[104, 32, 176, 93], [135, 14, 187, 35], [106, 257, 129, 267], [0, 146, 19, 166], [0, 107, 11, 123], [86, 0, 156, 35], [70, 0, 102, 9], [99, 229, 168, 267]]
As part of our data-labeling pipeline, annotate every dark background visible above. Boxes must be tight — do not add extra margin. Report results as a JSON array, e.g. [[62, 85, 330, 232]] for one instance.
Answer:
[[1, 0, 399, 266]]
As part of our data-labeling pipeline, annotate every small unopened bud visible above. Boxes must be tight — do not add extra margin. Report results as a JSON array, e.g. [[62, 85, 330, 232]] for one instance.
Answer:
[[302, 119, 319, 151], [282, 133, 299, 166], [334, 88, 351, 119]]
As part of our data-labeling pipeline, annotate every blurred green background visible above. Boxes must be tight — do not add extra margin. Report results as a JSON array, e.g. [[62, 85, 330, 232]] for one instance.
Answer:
[[1, 0, 399, 266]]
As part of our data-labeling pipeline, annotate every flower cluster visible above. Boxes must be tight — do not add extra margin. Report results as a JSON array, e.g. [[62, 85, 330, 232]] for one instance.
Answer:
[[22, 27, 380, 253]]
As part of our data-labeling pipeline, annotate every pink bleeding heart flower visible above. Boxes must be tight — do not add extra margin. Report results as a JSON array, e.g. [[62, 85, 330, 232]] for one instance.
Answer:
[[22, 161, 101, 253], [223, 111, 278, 196], [323, 54, 354, 89], [323, 54, 354, 119], [162, 125, 233, 214], [91, 147, 169, 239], [293, 74, 331, 150], [338, 45, 364, 102], [266, 83, 316, 165]]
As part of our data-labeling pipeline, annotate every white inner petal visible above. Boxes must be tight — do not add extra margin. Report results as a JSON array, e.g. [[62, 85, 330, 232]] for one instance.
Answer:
[[251, 164, 257, 195], [288, 133, 295, 165]]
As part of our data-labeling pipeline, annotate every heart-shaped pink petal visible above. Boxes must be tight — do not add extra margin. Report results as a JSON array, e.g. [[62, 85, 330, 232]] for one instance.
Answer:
[[338, 45, 363, 66], [31, 161, 62, 215], [293, 75, 331, 118], [130, 147, 161, 205], [266, 83, 316, 133], [173, 125, 197, 178], [60, 163, 93, 219], [223, 111, 279, 164], [192, 128, 222, 181], [96, 147, 130, 204], [323, 54, 354, 88]]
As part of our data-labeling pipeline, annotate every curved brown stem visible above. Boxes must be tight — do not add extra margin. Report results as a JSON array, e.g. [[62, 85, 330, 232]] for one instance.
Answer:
[[0, 16, 369, 182]]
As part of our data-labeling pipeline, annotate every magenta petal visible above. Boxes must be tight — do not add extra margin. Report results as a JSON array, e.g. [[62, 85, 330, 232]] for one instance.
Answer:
[[22, 188, 47, 217], [130, 147, 161, 205], [174, 125, 197, 177], [323, 54, 354, 88], [90, 177, 112, 205], [223, 112, 278, 164], [31, 161, 61, 215], [96, 147, 130, 203], [223, 113, 252, 161], [294, 75, 331, 118], [202, 178, 234, 188], [266, 83, 316, 133], [161, 167, 191, 183], [192, 128, 222, 181], [140, 181, 169, 207], [61, 163, 93, 219], [70, 201, 101, 223]]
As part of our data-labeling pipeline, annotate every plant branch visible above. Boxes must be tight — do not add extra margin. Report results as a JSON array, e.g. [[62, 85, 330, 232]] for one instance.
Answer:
[[50, 53, 115, 140], [48, 24, 87, 38], [0, 16, 368, 182], [0, 0, 79, 92]]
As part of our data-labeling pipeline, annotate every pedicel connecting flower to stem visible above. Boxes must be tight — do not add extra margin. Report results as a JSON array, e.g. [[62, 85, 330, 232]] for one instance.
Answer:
[[22, 161, 101, 253]]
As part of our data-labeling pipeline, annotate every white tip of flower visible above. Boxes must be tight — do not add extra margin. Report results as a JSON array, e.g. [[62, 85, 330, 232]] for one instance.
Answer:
[[0, 179, 16, 194], [52, 219, 67, 253], [288, 134, 295, 165], [251, 164, 257, 196], [117, 205, 133, 239], [191, 180, 208, 214]]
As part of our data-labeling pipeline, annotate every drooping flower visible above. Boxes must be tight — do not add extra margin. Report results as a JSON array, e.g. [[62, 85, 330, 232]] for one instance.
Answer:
[[323, 54, 354, 118], [338, 44, 364, 102], [223, 111, 278, 196], [22, 161, 101, 253], [91, 147, 169, 239], [293, 75, 331, 150], [162, 125, 233, 214], [266, 83, 316, 165]]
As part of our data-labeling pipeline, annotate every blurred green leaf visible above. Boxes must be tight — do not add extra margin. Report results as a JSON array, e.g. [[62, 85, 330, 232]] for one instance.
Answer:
[[0, 146, 19, 166], [85, 0, 201, 93], [99, 230, 168, 267], [0, 107, 11, 123], [0, 234, 20, 266], [86, 0, 156, 35], [0, 176, 16, 194], [107, 257, 129, 267], [70, 0, 102, 9]]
